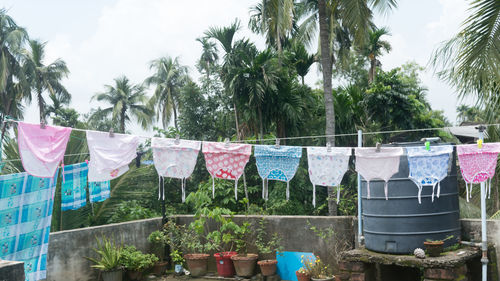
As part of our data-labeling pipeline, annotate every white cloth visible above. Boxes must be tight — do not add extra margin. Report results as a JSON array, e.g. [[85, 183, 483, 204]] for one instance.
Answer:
[[152, 137, 201, 202], [355, 147, 404, 200], [86, 131, 139, 182], [307, 147, 351, 206]]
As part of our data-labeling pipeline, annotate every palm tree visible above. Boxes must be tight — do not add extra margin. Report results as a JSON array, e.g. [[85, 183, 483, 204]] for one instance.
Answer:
[[249, 0, 295, 55], [92, 76, 152, 133], [299, 0, 397, 145], [46, 92, 70, 120], [363, 27, 391, 83], [0, 9, 29, 145], [196, 37, 218, 78], [23, 39, 70, 122], [288, 42, 315, 85], [432, 0, 500, 115], [144, 56, 188, 130]]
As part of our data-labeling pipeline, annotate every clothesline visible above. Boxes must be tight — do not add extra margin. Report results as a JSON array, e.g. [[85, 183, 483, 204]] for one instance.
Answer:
[[3, 118, 500, 144]]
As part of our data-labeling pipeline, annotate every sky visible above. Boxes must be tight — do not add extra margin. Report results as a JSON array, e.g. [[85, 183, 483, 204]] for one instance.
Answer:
[[2, 0, 472, 135]]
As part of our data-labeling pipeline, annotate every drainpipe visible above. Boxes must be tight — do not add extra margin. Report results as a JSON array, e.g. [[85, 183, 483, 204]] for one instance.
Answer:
[[478, 125, 488, 281], [357, 130, 364, 246]]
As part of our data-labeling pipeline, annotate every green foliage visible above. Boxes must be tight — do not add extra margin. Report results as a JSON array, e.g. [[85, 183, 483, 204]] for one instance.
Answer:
[[255, 218, 284, 258], [120, 245, 158, 271], [85, 236, 123, 271], [148, 230, 167, 260], [170, 250, 185, 264], [107, 200, 159, 224]]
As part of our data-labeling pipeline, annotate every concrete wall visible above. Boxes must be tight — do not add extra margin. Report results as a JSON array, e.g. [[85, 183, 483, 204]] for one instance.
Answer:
[[0, 260, 24, 281], [46, 218, 162, 281], [461, 219, 500, 279], [45, 215, 355, 281]]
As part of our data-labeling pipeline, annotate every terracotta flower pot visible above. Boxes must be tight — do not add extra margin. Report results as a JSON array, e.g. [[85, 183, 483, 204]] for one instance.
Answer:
[[312, 276, 336, 281], [423, 241, 444, 257], [231, 253, 258, 277], [214, 251, 237, 277], [296, 270, 311, 281], [257, 259, 278, 276], [184, 253, 209, 277], [126, 270, 143, 281], [152, 261, 168, 276]]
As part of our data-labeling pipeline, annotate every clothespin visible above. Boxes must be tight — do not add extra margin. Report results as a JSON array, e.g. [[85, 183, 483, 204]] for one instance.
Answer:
[[477, 139, 483, 149], [425, 141, 430, 151], [224, 138, 230, 148], [40, 120, 46, 129], [326, 141, 332, 152], [375, 142, 381, 152], [175, 134, 180, 145], [275, 138, 280, 149], [109, 128, 114, 138], [85, 159, 89, 165]]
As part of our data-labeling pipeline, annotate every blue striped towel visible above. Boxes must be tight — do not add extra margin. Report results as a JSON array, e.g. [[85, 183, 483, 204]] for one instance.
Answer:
[[61, 162, 88, 211], [0, 171, 59, 281], [89, 181, 110, 203]]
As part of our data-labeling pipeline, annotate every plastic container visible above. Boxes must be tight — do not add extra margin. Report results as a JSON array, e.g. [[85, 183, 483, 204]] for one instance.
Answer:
[[214, 251, 237, 277]]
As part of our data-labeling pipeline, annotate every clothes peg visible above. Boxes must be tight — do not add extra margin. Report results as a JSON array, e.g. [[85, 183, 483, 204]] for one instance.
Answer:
[[85, 159, 89, 165], [109, 128, 114, 138], [375, 142, 381, 152], [326, 141, 332, 152], [425, 141, 430, 151], [224, 138, 230, 148], [40, 120, 46, 129], [175, 134, 180, 145], [275, 138, 280, 149], [477, 139, 483, 149]]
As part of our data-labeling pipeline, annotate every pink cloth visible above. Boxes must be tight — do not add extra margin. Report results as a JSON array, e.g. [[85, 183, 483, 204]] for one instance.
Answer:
[[18, 121, 72, 178], [202, 141, 252, 199], [457, 143, 500, 201]]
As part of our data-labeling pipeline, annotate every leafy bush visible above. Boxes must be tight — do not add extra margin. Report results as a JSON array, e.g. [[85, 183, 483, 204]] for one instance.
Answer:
[[86, 236, 123, 271], [107, 200, 159, 223], [120, 245, 158, 271]]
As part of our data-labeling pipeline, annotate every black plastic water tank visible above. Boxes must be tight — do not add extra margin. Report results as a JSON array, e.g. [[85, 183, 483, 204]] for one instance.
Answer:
[[361, 142, 460, 254]]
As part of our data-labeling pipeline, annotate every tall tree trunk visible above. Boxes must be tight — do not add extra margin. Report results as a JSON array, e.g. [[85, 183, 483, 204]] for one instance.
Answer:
[[301, 76, 305, 85], [318, 0, 337, 216], [120, 108, 126, 133], [0, 99, 12, 145], [38, 90, 45, 123], [258, 104, 264, 140], [369, 58, 376, 83], [233, 102, 240, 140], [173, 105, 178, 131]]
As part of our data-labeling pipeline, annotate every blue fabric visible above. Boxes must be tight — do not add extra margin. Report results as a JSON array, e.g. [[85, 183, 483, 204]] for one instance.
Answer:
[[61, 162, 88, 211], [0, 171, 58, 281], [406, 145, 453, 203], [254, 145, 302, 182], [89, 181, 110, 203], [276, 251, 315, 281]]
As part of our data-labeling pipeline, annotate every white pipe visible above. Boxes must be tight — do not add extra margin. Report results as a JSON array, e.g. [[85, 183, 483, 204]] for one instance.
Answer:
[[357, 130, 363, 246], [479, 127, 488, 281]]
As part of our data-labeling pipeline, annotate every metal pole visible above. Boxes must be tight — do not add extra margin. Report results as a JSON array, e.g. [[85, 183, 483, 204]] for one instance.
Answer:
[[357, 130, 363, 246], [161, 177, 166, 225], [478, 126, 488, 281]]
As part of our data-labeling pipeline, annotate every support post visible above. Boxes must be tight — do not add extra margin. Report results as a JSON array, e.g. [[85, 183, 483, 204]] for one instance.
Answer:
[[357, 130, 363, 246], [478, 125, 488, 281]]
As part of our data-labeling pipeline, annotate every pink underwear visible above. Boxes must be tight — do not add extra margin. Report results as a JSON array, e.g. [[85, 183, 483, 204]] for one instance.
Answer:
[[457, 143, 500, 201]]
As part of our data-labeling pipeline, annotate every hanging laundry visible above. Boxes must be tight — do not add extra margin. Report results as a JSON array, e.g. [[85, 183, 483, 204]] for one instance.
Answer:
[[457, 143, 500, 201], [152, 137, 201, 202], [18, 121, 72, 178], [0, 171, 58, 281], [355, 147, 404, 200], [61, 162, 88, 211], [86, 131, 139, 182], [89, 181, 110, 203], [407, 145, 453, 204], [254, 145, 302, 201], [202, 141, 252, 199], [307, 147, 351, 206]]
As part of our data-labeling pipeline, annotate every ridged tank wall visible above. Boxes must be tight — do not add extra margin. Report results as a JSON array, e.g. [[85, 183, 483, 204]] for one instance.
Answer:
[[361, 142, 460, 254]]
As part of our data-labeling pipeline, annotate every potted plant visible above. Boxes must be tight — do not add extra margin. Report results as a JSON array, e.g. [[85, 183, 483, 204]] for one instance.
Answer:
[[301, 255, 335, 281], [121, 245, 158, 280], [296, 267, 311, 281], [147, 230, 168, 276], [423, 235, 454, 257], [255, 219, 284, 276], [180, 225, 210, 277], [170, 249, 185, 274], [230, 221, 259, 277], [86, 236, 123, 281]]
